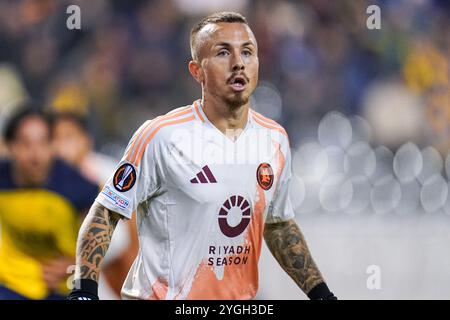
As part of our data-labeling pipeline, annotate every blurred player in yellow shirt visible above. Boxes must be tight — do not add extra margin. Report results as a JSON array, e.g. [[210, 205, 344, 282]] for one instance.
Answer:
[[0, 106, 98, 299]]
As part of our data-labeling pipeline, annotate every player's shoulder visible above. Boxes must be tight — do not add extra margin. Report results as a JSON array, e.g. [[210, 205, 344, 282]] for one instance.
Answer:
[[47, 159, 99, 211], [0, 159, 14, 189], [124, 104, 197, 166], [135, 105, 196, 142], [250, 109, 290, 146], [159, 104, 197, 132]]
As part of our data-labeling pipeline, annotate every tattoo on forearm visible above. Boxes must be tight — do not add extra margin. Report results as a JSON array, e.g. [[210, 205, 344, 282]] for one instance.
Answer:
[[76, 202, 120, 282], [264, 220, 324, 294]]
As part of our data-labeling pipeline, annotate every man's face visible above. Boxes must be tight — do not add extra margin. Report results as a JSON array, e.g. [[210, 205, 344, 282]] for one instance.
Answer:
[[53, 118, 91, 167], [8, 116, 53, 186], [195, 22, 259, 108]]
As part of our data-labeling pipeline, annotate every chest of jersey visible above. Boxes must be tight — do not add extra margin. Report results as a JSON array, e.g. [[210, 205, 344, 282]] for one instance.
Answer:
[[158, 124, 285, 235], [168, 122, 282, 182]]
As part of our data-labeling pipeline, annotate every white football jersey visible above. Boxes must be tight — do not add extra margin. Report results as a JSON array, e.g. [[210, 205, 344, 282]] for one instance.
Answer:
[[96, 99, 295, 300]]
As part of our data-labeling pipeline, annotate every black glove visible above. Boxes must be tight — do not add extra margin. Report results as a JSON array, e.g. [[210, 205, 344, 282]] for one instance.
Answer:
[[67, 279, 99, 300], [307, 282, 337, 300]]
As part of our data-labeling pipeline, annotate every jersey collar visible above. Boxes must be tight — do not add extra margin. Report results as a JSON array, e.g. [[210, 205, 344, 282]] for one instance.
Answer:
[[192, 99, 253, 127]]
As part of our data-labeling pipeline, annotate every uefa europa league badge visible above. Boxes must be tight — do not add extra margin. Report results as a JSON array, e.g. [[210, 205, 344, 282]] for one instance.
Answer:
[[113, 163, 137, 192]]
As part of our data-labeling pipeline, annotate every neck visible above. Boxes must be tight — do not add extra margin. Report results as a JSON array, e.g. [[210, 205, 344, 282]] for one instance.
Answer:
[[11, 164, 48, 188], [201, 94, 249, 140]]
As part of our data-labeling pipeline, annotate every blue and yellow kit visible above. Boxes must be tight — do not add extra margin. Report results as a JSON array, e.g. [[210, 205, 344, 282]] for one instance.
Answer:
[[0, 159, 98, 299]]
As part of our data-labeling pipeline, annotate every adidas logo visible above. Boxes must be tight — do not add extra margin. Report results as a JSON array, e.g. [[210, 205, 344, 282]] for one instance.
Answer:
[[190, 165, 217, 184]]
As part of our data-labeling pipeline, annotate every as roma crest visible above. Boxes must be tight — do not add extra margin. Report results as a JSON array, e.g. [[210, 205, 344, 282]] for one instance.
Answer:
[[257, 163, 274, 191]]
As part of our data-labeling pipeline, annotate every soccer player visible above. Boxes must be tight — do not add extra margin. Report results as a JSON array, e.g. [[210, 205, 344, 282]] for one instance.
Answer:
[[69, 12, 336, 300], [0, 107, 98, 299]]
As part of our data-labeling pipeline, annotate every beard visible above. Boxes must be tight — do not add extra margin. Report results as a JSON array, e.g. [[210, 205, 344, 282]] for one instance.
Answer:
[[223, 92, 250, 110]]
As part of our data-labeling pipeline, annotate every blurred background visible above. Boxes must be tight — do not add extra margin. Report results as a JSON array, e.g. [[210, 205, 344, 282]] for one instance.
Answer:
[[0, 0, 449, 299]]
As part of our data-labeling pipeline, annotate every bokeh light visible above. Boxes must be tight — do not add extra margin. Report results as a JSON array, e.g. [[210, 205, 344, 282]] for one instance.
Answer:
[[420, 174, 448, 213], [371, 174, 402, 214], [393, 142, 423, 183], [318, 111, 353, 149], [319, 173, 353, 212], [344, 142, 376, 178], [293, 142, 328, 183]]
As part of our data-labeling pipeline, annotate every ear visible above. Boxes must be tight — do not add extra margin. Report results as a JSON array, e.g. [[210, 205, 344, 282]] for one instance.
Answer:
[[188, 60, 204, 84]]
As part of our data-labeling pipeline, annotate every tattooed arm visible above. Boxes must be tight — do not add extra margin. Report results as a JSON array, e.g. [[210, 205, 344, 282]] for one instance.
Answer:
[[68, 202, 122, 299], [264, 219, 336, 299], [75, 201, 121, 281]]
